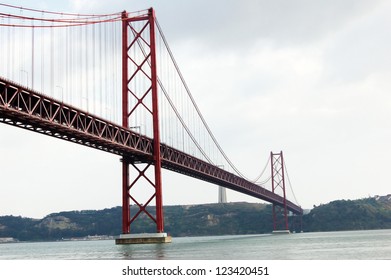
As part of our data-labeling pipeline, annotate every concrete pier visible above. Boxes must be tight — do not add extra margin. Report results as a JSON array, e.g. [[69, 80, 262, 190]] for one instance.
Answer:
[[115, 233, 172, 244], [272, 230, 291, 234]]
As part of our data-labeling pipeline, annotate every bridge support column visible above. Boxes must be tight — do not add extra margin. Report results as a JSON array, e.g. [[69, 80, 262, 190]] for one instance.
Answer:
[[121, 160, 130, 234], [116, 8, 170, 244]]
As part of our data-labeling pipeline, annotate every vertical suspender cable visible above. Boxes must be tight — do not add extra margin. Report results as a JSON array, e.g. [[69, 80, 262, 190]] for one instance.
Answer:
[[92, 23, 96, 116], [104, 21, 108, 120], [99, 22, 103, 117], [20, 9, 24, 84], [50, 26, 54, 96], [6, 16, 10, 78], [40, 13, 44, 92], [65, 24, 69, 104], [85, 24, 89, 112], [31, 22, 34, 89]]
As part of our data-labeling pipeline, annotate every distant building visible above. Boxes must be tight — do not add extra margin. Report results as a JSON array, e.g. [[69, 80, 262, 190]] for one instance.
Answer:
[[374, 194, 391, 202], [0, 237, 17, 243]]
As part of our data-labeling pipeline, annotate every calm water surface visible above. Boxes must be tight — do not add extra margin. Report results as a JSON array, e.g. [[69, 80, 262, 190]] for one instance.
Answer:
[[1, 229, 390, 260]]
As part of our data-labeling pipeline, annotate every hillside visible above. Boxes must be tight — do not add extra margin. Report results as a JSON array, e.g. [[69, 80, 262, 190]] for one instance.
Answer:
[[303, 195, 391, 231], [1, 196, 391, 242], [0, 202, 275, 241]]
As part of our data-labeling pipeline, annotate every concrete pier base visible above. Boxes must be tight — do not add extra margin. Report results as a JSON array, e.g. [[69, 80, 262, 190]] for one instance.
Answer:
[[272, 230, 291, 234], [115, 233, 172, 244]]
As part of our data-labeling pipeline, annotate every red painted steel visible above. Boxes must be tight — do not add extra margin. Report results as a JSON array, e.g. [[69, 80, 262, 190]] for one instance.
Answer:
[[148, 9, 164, 233], [121, 8, 164, 234], [121, 11, 130, 234], [0, 76, 302, 215], [122, 161, 130, 233], [271, 151, 289, 231]]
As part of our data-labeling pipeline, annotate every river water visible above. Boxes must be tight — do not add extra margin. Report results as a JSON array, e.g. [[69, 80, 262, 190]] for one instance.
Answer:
[[1, 229, 390, 260]]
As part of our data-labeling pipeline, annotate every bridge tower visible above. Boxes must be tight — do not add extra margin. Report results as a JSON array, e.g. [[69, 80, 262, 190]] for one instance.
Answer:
[[271, 151, 290, 234], [116, 8, 171, 244]]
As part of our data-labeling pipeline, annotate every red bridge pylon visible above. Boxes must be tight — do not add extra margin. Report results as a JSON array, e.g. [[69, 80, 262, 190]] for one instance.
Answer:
[[117, 8, 170, 244], [271, 151, 290, 233]]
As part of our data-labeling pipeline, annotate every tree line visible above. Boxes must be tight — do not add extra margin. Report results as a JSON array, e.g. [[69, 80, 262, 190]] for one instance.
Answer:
[[1, 197, 390, 241]]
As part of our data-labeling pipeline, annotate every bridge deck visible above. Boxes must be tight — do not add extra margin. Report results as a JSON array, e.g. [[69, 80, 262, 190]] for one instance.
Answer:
[[0, 77, 302, 215]]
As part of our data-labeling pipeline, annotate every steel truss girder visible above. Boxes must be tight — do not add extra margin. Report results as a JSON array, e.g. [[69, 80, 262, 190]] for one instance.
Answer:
[[0, 78, 152, 159], [0, 76, 302, 215], [161, 147, 301, 212]]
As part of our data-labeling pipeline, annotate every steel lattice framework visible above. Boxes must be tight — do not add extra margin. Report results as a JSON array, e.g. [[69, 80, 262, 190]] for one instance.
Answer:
[[0, 77, 302, 216], [121, 9, 164, 234]]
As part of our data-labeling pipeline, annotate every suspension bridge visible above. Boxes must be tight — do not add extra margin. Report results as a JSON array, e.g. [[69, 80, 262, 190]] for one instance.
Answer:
[[0, 4, 302, 244]]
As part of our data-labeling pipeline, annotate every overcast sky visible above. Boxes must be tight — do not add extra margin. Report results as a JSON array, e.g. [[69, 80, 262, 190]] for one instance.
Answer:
[[1, 0, 391, 219]]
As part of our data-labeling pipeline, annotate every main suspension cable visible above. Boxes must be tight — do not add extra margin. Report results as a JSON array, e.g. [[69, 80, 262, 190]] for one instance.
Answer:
[[0, 2, 121, 17], [283, 158, 300, 206], [0, 2, 123, 28], [156, 18, 251, 179]]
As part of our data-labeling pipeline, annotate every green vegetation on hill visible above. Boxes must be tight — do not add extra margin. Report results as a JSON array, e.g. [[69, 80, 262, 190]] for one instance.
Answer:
[[0, 202, 277, 241], [164, 203, 274, 236], [1, 196, 391, 242], [303, 196, 391, 231], [0, 208, 122, 241]]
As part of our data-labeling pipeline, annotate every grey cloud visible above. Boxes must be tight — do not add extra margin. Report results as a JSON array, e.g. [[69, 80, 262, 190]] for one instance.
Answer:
[[152, 0, 382, 48]]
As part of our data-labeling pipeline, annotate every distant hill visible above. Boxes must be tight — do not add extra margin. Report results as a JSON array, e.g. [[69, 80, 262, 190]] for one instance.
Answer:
[[0, 202, 275, 242], [303, 195, 391, 231], [1, 196, 391, 242]]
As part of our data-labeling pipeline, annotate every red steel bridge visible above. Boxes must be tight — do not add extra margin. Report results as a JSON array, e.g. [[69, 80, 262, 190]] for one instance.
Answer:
[[0, 4, 302, 242]]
